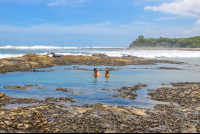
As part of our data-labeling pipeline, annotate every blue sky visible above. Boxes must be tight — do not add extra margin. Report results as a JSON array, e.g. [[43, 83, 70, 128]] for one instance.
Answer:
[[0, 0, 200, 47]]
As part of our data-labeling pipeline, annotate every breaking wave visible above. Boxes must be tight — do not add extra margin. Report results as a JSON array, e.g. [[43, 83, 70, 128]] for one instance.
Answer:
[[0, 45, 200, 59]]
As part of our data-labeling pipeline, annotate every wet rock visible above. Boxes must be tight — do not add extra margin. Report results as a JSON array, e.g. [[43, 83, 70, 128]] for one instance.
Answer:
[[56, 87, 73, 92], [32, 69, 55, 72], [117, 90, 138, 100], [9, 98, 44, 104], [104, 67, 120, 71], [1, 82, 200, 133], [148, 82, 200, 108], [0, 93, 13, 107], [92, 54, 108, 57], [45, 97, 76, 102], [0, 53, 187, 74], [109, 84, 147, 100], [25, 84, 34, 87], [4, 86, 28, 90], [122, 55, 142, 59], [38, 87, 47, 89], [4, 121, 12, 126], [170, 82, 200, 87], [0, 92, 5, 98], [148, 89, 155, 91], [109, 94, 119, 98], [156, 67, 182, 70], [52, 54, 65, 58], [69, 92, 84, 95], [100, 89, 112, 92], [25, 84, 39, 87], [138, 83, 148, 87]]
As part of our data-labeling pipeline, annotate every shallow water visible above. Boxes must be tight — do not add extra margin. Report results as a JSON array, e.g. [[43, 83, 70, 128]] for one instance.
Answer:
[[1, 46, 200, 109], [1, 58, 200, 109]]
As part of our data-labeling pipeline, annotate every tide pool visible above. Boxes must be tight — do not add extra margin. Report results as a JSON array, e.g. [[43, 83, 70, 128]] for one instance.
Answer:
[[1, 62, 200, 109]]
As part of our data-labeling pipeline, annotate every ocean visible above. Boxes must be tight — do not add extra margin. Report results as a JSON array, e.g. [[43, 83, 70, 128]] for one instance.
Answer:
[[1, 45, 200, 59], [1, 45, 200, 109]]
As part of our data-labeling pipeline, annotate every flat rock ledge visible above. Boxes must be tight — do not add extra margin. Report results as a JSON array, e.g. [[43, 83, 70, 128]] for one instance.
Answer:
[[69, 92, 84, 95], [148, 82, 200, 108], [4, 84, 39, 90], [0, 53, 186, 74], [0, 82, 199, 133], [45, 97, 76, 103], [4, 86, 28, 90], [105, 83, 148, 100], [56, 87, 73, 92]]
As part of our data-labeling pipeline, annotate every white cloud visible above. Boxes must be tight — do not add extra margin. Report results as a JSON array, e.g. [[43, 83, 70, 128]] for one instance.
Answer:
[[0, 21, 200, 39], [1, 0, 49, 4], [140, 16, 146, 20], [145, 0, 200, 18], [133, 21, 153, 25], [132, 0, 174, 6], [47, 0, 90, 7], [0, 22, 127, 34], [154, 17, 181, 21], [195, 20, 200, 25]]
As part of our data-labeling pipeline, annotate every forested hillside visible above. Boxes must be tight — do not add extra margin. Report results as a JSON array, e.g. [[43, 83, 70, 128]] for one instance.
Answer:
[[129, 35, 200, 48]]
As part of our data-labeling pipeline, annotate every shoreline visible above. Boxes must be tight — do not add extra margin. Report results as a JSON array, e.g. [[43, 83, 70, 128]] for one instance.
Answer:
[[0, 82, 199, 133], [128, 47, 200, 51]]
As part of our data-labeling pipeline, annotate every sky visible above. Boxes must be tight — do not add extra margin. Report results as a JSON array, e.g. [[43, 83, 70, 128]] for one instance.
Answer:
[[0, 0, 200, 47]]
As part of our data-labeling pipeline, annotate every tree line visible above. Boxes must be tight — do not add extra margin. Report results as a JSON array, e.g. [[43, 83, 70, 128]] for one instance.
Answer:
[[129, 35, 200, 48]]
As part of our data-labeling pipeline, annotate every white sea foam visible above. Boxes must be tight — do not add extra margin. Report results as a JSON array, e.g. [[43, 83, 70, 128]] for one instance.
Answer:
[[0, 54, 24, 59], [51, 50, 200, 58], [0, 52, 51, 59], [47, 53, 91, 57], [89, 50, 200, 58], [0, 46, 200, 59]]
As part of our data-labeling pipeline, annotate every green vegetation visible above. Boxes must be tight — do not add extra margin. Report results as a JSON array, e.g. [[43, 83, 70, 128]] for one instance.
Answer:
[[129, 35, 200, 48]]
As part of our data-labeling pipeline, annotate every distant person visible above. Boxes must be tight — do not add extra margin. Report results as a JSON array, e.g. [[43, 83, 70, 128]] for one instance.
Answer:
[[93, 68, 101, 76], [105, 70, 109, 77]]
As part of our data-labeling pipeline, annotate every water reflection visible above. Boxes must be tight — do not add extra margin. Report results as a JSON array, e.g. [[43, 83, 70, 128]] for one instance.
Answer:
[[2, 62, 200, 109], [105, 77, 109, 83], [93, 76, 98, 85]]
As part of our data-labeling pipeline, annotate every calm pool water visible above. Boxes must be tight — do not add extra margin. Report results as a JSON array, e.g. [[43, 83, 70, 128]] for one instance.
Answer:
[[1, 58, 200, 109]]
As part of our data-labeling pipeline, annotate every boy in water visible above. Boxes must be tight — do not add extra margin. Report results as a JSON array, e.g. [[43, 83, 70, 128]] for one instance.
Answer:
[[93, 68, 101, 76], [105, 70, 109, 77]]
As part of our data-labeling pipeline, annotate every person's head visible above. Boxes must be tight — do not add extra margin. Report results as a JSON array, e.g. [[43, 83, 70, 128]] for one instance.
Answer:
[[105, 70, 109, 74], [94, 68, 98, 73]]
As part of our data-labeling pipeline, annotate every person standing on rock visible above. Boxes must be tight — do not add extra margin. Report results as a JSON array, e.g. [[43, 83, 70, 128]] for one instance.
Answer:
[[93, 68, 101, 76]]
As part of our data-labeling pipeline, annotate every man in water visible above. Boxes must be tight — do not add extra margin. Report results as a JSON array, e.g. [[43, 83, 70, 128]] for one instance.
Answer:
[[93, 68, 101, 76]]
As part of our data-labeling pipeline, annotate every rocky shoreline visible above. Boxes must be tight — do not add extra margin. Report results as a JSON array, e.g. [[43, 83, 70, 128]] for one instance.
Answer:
[[0, 82, 200, 133], [0, 53, 186, 74]]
